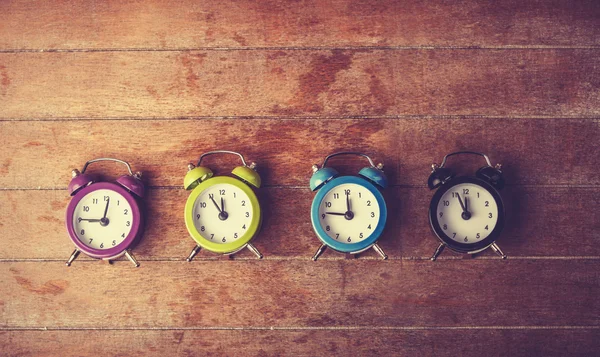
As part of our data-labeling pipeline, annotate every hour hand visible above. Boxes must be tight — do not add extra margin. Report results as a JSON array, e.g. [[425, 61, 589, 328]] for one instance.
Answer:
[[210, 196, 222, 213], [325, 212, 346, 216], [456, 194, 466, 212], [78, 217, 102, 223]]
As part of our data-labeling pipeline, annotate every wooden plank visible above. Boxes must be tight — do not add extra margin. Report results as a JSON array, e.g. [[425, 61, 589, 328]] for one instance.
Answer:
[[1, 187, 599, 260], [1, 119, 599, 188], [1, 0, 599, 50], [1, 50, 599, 119], [1, 260, 599, 327], [1, 329, 598, 356]]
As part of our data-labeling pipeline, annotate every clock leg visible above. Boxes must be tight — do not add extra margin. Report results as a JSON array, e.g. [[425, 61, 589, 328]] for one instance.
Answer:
[[124, 250, 140, 267], [430, 243, 445, 261], [312, 244, 327, 261], [490, 243, 507, 259], [246, 244, 263, 259], [186, 245, 201, 262], [372, 244, 388, 260], [65, 249, 80, 266]]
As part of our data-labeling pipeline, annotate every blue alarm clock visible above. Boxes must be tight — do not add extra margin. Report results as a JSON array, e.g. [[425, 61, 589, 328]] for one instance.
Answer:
[[309, 152, 389, 261]]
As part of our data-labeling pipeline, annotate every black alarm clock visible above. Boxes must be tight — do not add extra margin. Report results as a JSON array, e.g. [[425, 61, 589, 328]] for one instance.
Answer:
[[427, 151, 507, 261]]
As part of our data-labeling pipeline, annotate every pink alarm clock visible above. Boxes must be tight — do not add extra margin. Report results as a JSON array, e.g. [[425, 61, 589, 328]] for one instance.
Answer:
[[65, 158, 145, 267]]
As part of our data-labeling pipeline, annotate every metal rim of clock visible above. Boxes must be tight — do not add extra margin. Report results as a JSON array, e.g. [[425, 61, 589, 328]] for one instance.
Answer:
[[66, 181, 142, 259], [428, 176, 505, 253], [311, 175, 388, 254]]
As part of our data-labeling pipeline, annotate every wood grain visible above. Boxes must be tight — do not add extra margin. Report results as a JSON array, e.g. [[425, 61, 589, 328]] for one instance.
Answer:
[[1, 0, 598, 355], [2, 329, 599, 357], [1, 187, 599, 260], [2, 260, 599, 328], [0, 50, 599, 119], [1, 119, 599, 188], [1, 0, 599, 50]]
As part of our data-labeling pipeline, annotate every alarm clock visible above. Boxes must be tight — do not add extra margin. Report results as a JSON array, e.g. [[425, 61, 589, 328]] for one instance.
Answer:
[[428, 151, 507, 261], [184, 150, 263, 261], [65, 158, 145, 267], [310, 152, 389, 261]]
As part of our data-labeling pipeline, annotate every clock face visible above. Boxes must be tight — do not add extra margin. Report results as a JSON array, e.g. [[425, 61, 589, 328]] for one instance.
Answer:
[[192, 183, 254, 244], [434, 182, 499, 245], [317, 183, 380, 244], [71, 188, 134, 250]]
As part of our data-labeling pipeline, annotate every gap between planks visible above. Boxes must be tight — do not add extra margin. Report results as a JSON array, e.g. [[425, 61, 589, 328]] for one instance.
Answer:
[[2, 256, 600, 263], [1, 325, 599, 331], [1, 45, 600, 53], [1, 115, 599, 122], [2, 184, 600, 191]]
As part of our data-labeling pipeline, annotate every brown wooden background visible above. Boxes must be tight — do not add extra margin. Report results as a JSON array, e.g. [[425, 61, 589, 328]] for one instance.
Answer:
[[1, 1, 599, 355]]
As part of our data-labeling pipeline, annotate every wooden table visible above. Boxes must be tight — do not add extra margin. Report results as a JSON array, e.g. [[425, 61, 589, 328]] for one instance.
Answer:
[[1, 1, 599, 355]]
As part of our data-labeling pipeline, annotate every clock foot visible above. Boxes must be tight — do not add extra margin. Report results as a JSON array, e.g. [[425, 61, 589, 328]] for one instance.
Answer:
[[491, 243, 507, 259], [124, 250, 140, 267], [65, 249, 80, 266], [372, 244, 388, 260], [430, 243, 445, 261], [246, 244, 263, 259], [312, 244, 327, 261], [186, 246, 201, 262]]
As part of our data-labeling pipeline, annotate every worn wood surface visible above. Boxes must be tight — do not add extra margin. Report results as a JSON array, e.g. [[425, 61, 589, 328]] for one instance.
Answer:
[[2, 187, 599, 260], [1, 50, 599, 119], [1, 119, 599, 187], [1, 0, 599, 49], [1, 1, 599, 356], [2, 329, 599, 356]]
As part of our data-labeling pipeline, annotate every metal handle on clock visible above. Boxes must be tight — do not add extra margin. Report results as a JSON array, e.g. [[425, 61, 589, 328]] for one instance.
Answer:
[[81, 158, 135, 176], [196, 150, 249, 167], [321, 152, 379, 169], [438, 151, 493, 169]]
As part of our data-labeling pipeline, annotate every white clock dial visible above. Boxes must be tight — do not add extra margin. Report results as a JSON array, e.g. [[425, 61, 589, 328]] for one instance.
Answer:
[[318, 183, 380, 244], [436, 183, 499, 244], [192, 183, 254, 244], [72, 189, 133, 250]]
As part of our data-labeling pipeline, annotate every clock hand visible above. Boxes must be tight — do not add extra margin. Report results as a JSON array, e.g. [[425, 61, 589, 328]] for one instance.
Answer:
[[102, 197, 110, 219], [217, 196, 228, 221], [100, 197, 110, 226], [457, 194, 471, 220], [343, 192, 354, 220], [210, 195, 222, 213], [78, 218, 102, 223], [456, 194, 466, 212], [325, 212, 346, 216], [346, 192, 351, 213]]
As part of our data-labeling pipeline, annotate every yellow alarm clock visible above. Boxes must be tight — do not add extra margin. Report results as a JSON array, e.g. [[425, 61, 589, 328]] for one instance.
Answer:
[[183, 150, 263, 261]]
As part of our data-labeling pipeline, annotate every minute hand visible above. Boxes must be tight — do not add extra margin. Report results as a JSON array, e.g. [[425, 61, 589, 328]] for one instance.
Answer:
[[456, 194, 467, 212], [103, 197, 110, 219]]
